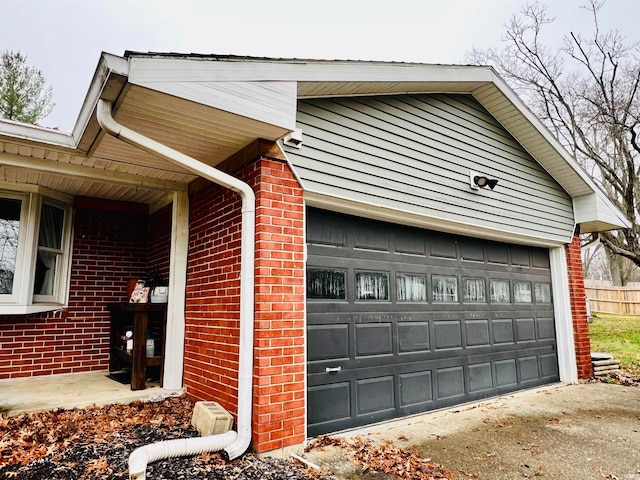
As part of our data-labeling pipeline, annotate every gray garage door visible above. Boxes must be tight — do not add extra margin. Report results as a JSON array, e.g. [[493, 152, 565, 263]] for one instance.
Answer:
[[306, 208, 559, 436]]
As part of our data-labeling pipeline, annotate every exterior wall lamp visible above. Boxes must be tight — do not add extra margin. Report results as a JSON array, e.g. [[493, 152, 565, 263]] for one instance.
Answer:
[[469, 170, 499, 190]]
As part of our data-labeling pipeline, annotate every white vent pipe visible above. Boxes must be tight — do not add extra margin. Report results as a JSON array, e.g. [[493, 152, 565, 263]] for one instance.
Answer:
[[128, 431, 238, 480], [96, 100, 255, 474]]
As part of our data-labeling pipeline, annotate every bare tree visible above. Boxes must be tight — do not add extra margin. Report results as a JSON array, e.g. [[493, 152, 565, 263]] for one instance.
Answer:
[[0, 51, 54, 124], [466, 1, 640, 273]]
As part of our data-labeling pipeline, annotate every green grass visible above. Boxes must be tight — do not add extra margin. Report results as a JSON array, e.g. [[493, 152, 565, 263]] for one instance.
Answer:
[[589, 312, 640, 376]]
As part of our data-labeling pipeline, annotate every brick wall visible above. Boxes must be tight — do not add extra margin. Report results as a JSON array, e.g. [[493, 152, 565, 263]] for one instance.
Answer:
[[565, 231, 593, 378], [0, 202, 160, 379], [184, 156, 305, 453], [148, 204, 172, 281]]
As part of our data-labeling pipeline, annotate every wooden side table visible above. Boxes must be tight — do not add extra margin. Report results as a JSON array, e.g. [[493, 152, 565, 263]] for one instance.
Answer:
[[107, 302, 167, 390]]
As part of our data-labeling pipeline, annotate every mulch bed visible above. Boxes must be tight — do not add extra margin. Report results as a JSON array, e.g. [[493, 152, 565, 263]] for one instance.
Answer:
[[0, 396, 333, 480]]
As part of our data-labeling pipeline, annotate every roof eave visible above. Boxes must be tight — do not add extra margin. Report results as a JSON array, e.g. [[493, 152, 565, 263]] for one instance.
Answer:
[[72, 52, 130, 152]]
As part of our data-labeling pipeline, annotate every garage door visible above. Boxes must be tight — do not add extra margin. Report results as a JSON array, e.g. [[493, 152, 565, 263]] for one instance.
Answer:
[[306, 209, 559, 436]]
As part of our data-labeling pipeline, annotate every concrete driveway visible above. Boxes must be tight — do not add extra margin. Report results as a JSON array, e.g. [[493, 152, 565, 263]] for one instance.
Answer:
[[304, 383, 640, 479]]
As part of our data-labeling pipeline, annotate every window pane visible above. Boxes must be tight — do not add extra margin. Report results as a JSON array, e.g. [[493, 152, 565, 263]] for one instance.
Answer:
[[307, 269, 346, 299], [514, 281, 532, 303], [464, 278, 486, 303], [34, 251, 57, 295], [34, 203, 65, 297], [535, 283, 552, 303], [356, 272, 389, 300], [0, 198, 21, 295], [490, 279, 510, 303], [39, 203, 64, 250], [432, 276, 458, 302], [397, 274, 426, 302]]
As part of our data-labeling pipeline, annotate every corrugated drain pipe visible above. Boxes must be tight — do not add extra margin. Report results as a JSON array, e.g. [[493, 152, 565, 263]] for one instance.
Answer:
[[96, 100, 255, 479]]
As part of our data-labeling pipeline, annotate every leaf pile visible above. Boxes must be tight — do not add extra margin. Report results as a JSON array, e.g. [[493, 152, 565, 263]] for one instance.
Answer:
[[0, 396, 332, 480], [307, 436, 455, 479], [601, 370, 640, 387], [0, 395, 194, 468]]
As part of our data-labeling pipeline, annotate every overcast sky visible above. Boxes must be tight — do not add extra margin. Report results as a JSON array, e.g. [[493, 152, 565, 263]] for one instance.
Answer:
[[1, 0, 638, 133]]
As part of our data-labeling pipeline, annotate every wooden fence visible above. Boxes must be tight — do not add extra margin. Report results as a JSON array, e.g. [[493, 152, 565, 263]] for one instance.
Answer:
[[585, 286, 640, 315]]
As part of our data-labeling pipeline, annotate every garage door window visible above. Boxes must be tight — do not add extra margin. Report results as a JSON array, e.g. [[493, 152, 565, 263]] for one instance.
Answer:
[[307, 269, 346, 299], [356, 272, 389, 300], [464, 278, 486, 303], [432, 275, 458, 302], [490, 279, 511, 303], [535, 283, 552, 303], [514, 281, 532, 303], [396, 274, 426, 302]]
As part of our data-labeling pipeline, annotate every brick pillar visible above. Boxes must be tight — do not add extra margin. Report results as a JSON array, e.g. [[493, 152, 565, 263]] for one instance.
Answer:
[[249, 158, 306, 453], [183, 142, 305, 454], [565, 231, 593, 378]]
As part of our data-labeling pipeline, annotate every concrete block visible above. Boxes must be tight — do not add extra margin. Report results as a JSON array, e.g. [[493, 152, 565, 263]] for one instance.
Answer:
[[191, 401, 234, 436]]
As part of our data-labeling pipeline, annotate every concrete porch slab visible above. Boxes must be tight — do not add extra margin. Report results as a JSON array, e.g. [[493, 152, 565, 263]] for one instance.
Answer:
[[0, 371, 179, 416]]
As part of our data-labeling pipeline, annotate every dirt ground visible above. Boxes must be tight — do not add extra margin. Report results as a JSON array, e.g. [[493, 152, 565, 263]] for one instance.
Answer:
[[304, 382, 640, 479]]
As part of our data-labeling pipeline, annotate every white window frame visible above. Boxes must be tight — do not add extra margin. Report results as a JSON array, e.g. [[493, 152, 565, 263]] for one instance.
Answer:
[[0, 188, 73, 315]]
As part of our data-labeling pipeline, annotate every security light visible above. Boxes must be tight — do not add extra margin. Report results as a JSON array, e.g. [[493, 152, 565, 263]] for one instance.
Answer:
[[470, 171, 499, 190]]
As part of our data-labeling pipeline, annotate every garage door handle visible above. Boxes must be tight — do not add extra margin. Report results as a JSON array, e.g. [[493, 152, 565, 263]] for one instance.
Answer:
[[325, 366, 342, 373]]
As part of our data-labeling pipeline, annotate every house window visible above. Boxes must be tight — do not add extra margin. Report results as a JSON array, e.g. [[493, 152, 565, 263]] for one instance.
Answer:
[[0, 191, 72, 313], [33, 202, 66, 299], [0, 197, 21, 296]]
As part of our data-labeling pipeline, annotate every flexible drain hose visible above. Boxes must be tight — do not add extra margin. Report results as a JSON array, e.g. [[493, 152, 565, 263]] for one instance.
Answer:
[[128, 430, 238, 480]]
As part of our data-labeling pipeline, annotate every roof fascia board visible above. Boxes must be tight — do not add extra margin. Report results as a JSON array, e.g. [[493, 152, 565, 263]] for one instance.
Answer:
[[72, 52, 129, 148], [127, 56, 495, 84], [0, 119, 75, 149], [483, 70, 627, 224]]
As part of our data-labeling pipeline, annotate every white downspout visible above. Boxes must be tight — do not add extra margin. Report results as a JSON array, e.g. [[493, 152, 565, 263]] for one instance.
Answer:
[[96, 100, 255, 472]]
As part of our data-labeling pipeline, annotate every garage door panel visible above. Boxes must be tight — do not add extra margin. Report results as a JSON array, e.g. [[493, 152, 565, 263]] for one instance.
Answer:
[[356, 376, 395, 415], [465, 319, 491, 347], [537, 317, 556, 340], [355, 323, 394, 357], [518, 356, 540, 382], [516, 318, 537, 342], [459, 239, 485, 262], [395, 234, 427, 256], [436, 366, 466, 400], [468, 362, 493, 393], [492, 318, 515, 344], [399, 371, 433, 407], [398, 322, 431, 352], [434, 320, 463, 350], [486, 243, 509, 264], [540, 353, 559, 378], [308, 382, 351, 425], [494, 359, 518, 387], [308, 324, 349, 362], [429, 234, 458, 259], [307, 209, 559, 435]]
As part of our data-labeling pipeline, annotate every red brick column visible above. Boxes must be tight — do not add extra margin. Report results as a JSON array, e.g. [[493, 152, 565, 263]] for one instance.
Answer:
[[249, 159, 305, 453], [565, 232, 593, 378], [184, 152, 305, 454]]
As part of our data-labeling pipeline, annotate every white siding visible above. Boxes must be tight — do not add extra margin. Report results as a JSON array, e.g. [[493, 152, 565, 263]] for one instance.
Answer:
[[285, 94, 575, 244]]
